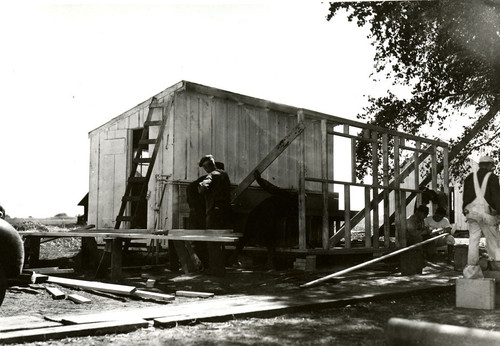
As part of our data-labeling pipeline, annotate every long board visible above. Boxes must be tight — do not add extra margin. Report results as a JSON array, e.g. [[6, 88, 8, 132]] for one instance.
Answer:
[[0, 319, 149, 344], [47, 276, 136, 296]]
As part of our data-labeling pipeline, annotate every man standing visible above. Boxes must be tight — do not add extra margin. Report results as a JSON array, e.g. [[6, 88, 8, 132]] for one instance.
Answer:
[[462, 155, 500, 278], [197, 155, 232, 275]]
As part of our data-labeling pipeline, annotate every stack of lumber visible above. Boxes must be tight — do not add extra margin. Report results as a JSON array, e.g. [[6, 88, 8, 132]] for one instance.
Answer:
[[293, 256, 316, 271]]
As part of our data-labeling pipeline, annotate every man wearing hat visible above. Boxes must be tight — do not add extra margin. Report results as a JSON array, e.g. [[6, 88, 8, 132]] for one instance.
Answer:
[[197, 154, 232, 276], [462, 155, 500, 278]]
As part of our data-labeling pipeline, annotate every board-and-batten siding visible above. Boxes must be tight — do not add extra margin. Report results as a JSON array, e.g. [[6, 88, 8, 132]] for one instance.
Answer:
[[88, 82, 335, 229], [88, 101, 161, 228], [170, 90, 301, 189]]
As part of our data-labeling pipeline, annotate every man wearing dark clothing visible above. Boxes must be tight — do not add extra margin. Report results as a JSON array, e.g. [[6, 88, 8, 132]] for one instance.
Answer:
[[400, 205, 429, 275], [462, 155, 500, 277], [198, 155, 232, 229], [197, 155, 232, 276], [235, 170, 299, 269]]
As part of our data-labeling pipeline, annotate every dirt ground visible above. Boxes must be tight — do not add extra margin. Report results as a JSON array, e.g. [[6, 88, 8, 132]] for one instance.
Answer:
[[2, 226, 500, 345]]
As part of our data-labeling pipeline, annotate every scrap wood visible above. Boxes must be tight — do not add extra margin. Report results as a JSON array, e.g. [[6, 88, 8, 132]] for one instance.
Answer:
[[17, 272, 49, 284], [300, 233, 448, 288], [8, 286, 40, 294], [0, 319, 149, 344], [175, 290, 214, 298], [0, 315, 61, 333], [45, 286, 66, 300], [133, 289, 175, 302], [47, 276, 136, 295], [67, 294, 91, 304], [83, 289, 128, 302]]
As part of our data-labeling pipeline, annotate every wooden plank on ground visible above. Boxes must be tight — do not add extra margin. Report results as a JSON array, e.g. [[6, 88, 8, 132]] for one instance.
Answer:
[[45, 286, 66, 300], [175, 290, 214, 298], [0, 319, 149, 344], [67, 294, 91, 304], [133, 290, 175, 302], [0, 315, 61, 333], [47, 276, 136, 295]]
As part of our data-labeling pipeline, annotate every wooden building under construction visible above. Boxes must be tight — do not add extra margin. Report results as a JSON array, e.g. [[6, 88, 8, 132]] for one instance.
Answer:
[[87, 80, 449, 255]]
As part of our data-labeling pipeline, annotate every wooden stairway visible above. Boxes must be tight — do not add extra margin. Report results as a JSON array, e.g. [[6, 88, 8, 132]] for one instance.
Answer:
[[114, 96, 171, 229]]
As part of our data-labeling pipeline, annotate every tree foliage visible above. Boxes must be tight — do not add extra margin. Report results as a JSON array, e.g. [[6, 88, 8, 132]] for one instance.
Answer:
[[327, 0, 500, 181]]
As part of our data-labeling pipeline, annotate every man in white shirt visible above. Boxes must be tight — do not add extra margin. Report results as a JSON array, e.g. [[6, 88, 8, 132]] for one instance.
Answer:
[[423, 207, 455, 261]]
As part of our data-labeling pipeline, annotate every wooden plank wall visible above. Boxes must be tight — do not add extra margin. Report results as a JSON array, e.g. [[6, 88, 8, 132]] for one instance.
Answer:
[[88, 102, 162, 228], [169, 91, 302, 189]]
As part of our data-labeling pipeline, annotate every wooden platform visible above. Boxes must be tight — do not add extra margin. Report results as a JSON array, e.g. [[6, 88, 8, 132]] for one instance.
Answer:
[[20, 229, 242, 279]]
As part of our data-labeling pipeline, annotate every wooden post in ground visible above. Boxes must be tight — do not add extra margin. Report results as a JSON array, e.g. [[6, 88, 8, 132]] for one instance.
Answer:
[[297, 110, 306, 250]]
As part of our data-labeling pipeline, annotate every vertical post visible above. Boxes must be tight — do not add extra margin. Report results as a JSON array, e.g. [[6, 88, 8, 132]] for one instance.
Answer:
[[344, 184, 351, 248], [372, 131, 380, 248], [443, 145, 450, 215], [364, 186, 372, 248], [297, 110, 307, 250], [110, 238, 123, 281], [431, 144, 438, 214], [321, 119, 329, 250], [383, 133, 390, 248], [394, 136, 403, 246], [414, 141, 421, 207]]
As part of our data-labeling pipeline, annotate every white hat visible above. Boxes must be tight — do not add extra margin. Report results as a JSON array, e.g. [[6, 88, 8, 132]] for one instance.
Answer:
[[479, 155, 495, 163]]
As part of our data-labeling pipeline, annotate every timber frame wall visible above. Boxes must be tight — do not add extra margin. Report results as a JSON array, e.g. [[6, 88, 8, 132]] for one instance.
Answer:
[[88, 81, 449, 255], [296, 109, 449, 253]]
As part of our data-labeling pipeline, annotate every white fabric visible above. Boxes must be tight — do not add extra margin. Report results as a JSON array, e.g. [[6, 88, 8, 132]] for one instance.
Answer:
[[465, 172, 497, 225], [465, 171, 500, 265], [463, 264, 484, 279], [424, 216, 452, 232]]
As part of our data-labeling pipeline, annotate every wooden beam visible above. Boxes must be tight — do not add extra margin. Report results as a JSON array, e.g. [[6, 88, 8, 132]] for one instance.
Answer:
[[175, 290, 215, 298], [300, 233, 447, 288], [298, 111, 307, 250], [67, 294, 91, 304], [47, 276, 136, 296], [0, 319, 149, 344], [230, 121, 305, 202], [372, 131, 380, 248], [0, 315, 61, 333], [321, 119, 329, 250], [24, 268, 74, 275], [45, 286, 66, 300], [133, 290, 175, 302], [329, 140, 434, 247]]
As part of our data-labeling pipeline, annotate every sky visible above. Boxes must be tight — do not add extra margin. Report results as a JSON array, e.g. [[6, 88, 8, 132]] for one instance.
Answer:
[[0, 1, 387, 218]]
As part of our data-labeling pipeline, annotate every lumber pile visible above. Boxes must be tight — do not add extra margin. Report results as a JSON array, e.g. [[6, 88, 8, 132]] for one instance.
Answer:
[[1, 273, 218, 343]]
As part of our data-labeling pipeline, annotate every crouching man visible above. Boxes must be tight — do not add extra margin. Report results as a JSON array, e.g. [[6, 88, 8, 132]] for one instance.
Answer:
[[423, 207, 455, 262], [0, 218, 24, 306]]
